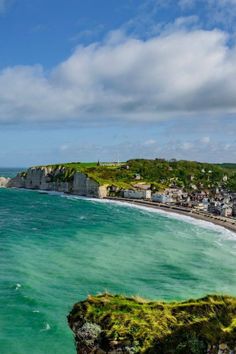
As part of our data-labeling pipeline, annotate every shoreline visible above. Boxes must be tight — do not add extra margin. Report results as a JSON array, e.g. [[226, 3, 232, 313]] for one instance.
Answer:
[[3, 186, 236, 233], [105, 197, 236, 233]]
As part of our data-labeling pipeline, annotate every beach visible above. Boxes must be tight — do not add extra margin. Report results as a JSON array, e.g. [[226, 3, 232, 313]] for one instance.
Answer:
[[106, 197, 236, 233]]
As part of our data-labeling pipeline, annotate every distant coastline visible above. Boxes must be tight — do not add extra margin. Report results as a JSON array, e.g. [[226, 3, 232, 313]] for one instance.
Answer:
[[2, 160, 236, 234]]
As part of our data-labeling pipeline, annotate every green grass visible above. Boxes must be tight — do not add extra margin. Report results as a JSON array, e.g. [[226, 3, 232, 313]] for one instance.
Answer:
[[218, 163, 236, 170], [37, 162, 136, 189], [68, 293, 236, 353], [31, 158, 236, 192]]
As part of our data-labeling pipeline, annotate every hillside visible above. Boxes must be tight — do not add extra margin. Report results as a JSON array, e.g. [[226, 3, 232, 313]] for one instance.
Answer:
[[41, 159, 236, 192], [68, 293, 236, 354], [218, 163, 236, 170]]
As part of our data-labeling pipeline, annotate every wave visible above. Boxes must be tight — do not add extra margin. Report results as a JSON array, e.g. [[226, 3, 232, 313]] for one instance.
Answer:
[[40, 323, 51, 332], [15, 283, 22, 291], [15, 188, 236, 239], [67, 196, 236, 239]]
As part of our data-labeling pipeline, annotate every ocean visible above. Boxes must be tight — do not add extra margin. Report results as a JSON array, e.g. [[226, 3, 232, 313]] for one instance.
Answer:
[[0, 168, 236, 354]]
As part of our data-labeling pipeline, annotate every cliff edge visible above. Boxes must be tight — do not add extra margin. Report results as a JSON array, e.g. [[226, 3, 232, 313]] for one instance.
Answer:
[[8, 165, 108, 198], [68, 293, 236, 354]]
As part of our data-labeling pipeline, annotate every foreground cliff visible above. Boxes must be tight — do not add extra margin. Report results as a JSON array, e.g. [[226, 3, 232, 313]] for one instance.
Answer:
[[68, 294, 236, 354], [8, 166, 108, 198]]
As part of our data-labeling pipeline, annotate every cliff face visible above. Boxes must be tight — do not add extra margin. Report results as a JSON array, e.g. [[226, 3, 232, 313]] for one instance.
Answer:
[[8, 166, 108, 198], [0, 177, 10, 188], [68, 294, 236, 354]]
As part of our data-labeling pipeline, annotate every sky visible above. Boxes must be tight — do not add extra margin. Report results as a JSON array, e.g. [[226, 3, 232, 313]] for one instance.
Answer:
[[0, 0, 236, 166]]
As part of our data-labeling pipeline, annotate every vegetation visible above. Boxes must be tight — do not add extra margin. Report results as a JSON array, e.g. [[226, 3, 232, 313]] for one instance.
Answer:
[[68, 293, 236, 353], [38, 159, 236, 192], [218, 163, 236, 170], [228, 174, 236, 192]]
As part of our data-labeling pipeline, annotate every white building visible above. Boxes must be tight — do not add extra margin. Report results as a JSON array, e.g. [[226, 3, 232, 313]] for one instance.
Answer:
[[223, 175, 228, 182], [202, 197, 209, 211], [152, 193, 172, 203], [165, 188, 184, 201], [123, 189, 151, 200], [221, 205, 233, 217]]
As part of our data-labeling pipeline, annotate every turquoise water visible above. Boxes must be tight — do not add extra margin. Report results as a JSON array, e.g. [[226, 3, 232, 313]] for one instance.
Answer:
[[0, 167, 24, 178], [0, 169, 236, 354]]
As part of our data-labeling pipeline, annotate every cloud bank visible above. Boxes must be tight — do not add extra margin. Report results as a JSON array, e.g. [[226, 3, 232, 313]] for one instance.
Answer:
[[0, 28, 236, 124]]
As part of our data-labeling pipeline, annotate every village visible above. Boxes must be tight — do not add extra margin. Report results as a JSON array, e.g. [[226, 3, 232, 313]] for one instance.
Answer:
[[107, 165, 236, 219], [122, 185, 236, 218]]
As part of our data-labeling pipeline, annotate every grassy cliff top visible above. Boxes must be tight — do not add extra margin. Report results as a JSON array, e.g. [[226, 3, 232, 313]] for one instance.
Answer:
[[31, 159, 236, 191], [40, 161, 134, 189], [68, 293, 236, 353]]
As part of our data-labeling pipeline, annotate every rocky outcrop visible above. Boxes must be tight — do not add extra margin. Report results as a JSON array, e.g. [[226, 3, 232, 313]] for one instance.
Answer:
[[0, 177, 10, 188], [8, 166, 108, 198], [68, 294, 236, 354]]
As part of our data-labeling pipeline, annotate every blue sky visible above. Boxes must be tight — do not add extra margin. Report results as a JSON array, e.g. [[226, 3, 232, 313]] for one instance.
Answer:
[[0, 0, 236, 166]]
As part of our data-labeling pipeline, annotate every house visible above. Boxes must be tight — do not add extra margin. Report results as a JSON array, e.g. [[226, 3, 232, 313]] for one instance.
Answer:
[[223, 175, 228, 182], [134, 174, 142, 180], [123, 189, 151, 200], [165, 187, 183, 201], [221, 205, 233, 217], [194, 203, 206, 211], [202, 197, 209, 209], [193, 198, 209, 211], [208, 201, 221, 215], [152, 193, 172, 204], [121, 165, 130, 170]]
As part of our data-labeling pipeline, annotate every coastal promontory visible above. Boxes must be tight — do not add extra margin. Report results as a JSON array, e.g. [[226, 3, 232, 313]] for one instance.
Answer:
[[8, 164, 108, 198]]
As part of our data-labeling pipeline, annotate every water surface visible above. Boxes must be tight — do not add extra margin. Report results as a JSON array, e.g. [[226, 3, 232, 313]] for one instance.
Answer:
[[0, 170, 236, 354]]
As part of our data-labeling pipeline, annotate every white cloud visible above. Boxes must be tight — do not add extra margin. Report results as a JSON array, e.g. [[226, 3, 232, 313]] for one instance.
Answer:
[[60, 144, 70, 151], [181, 142, 194, 150], [144, 139, 156, 145], [177, 0, 236, 29], [54, 138, 236, 164], [211, 0, 236, 4], [179, 0, 236, 8], [1, 29, 236, 124], [201, 136, 210, 144]]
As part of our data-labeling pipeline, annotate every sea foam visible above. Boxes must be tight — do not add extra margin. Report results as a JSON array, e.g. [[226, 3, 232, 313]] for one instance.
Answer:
[[62, 195, 236, 239]]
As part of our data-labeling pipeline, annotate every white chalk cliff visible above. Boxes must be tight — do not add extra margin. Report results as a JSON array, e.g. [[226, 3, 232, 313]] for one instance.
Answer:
[[8, 166, 108, 198], [0, 177, 10, 188]]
